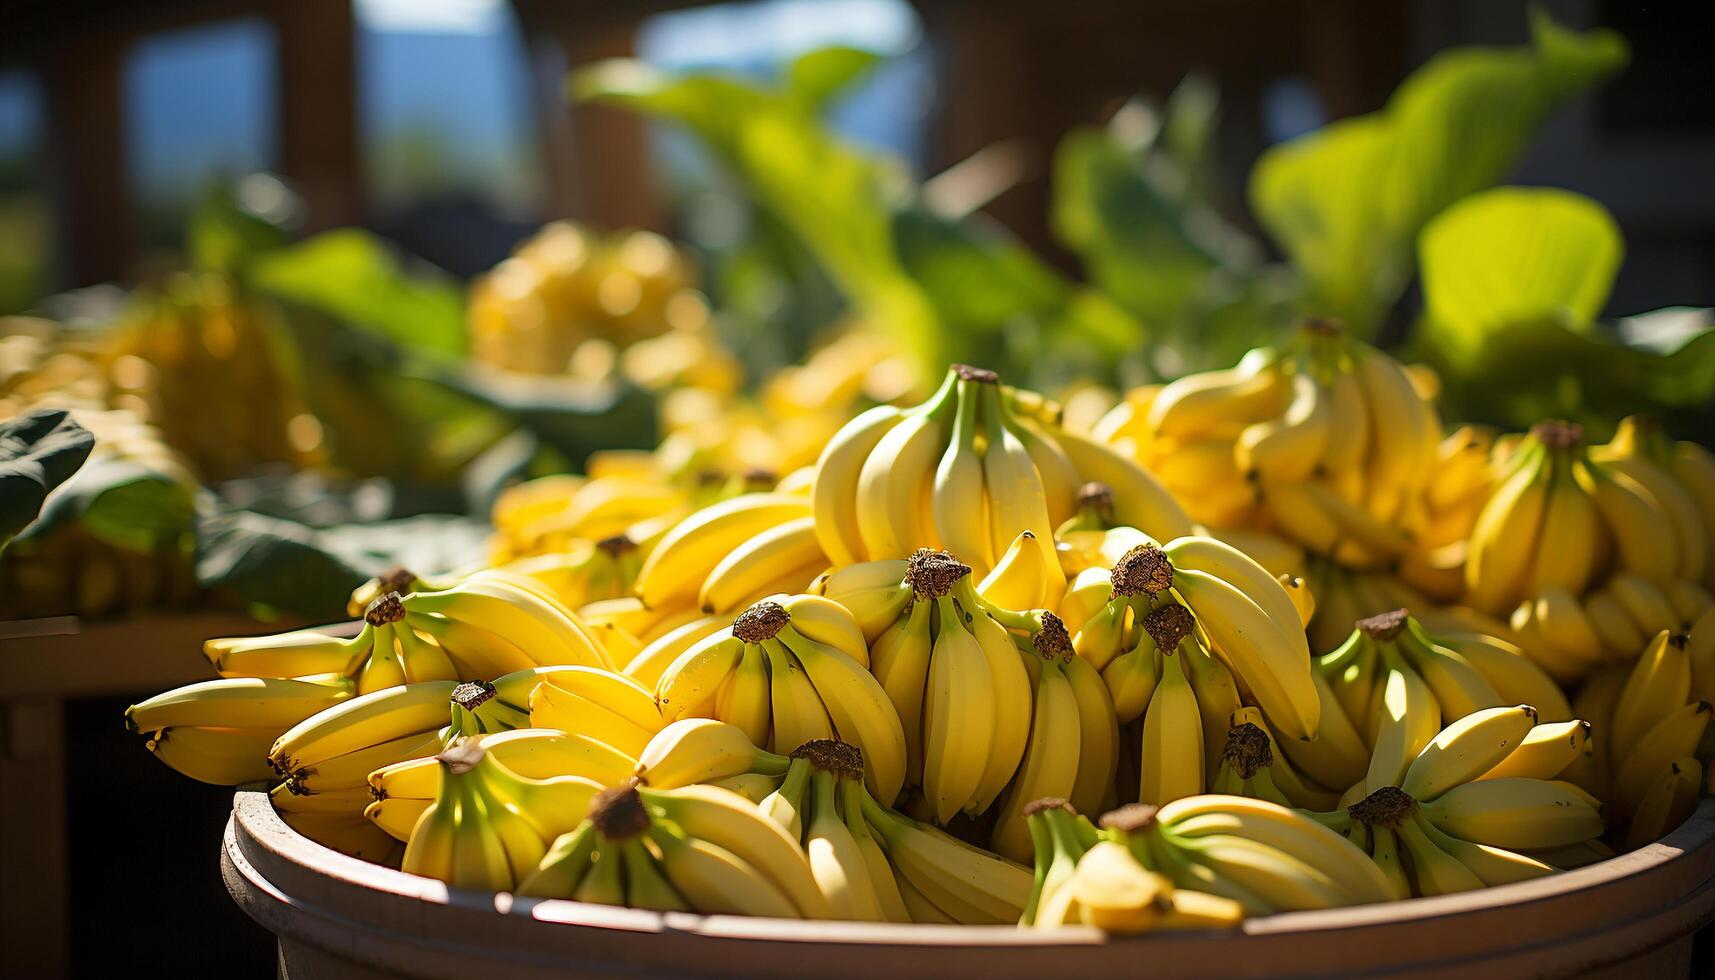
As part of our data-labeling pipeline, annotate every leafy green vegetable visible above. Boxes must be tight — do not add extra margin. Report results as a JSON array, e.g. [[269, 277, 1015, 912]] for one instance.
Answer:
[[0, 409, 95, 550], [1249, 12, 1627, 334], [249, 229, 468, 356], [197, 503, 490, 619], [1415, 187, 1714, 436]]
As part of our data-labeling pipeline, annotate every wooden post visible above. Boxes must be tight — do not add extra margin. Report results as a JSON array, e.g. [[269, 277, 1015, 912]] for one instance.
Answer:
[[0, 700, 69, 977], [273, 0, 363, 231], [41, 34, 130, 289], [550, 19, 662, 231]]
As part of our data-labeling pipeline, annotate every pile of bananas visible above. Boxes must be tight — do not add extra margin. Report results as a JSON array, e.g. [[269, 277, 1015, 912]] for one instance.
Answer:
[[120, 344, 1715, 938]]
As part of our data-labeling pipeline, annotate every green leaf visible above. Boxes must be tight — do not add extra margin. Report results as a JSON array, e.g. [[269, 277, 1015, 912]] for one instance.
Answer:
[[197, 505, 490, 619], [1419, 186, 1622, 358], [187, 182, 291, 274], [248, 229, 468, 355], [0, 409, 95, 550], [26, 456, 198, 554], [1248, 13, 1626, 333], [785, 46, 883, 111], [575, 58, 943, 370], [891, 208, 1066, 329]]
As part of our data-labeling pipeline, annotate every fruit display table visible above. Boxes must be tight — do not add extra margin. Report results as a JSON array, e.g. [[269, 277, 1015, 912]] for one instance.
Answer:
[[224, 790, 1715, 979], [0, 612, 303, 975]]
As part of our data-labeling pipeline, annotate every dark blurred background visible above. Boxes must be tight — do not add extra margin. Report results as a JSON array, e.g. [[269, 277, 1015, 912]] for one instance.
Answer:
[[2, 0, 1711, 322], [2, 1, 1713, 976]]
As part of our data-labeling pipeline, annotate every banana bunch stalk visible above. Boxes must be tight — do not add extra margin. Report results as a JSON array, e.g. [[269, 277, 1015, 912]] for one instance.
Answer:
[[1021, 799, 1245, 931], [1561, 630, 1709, 848], [1211, 710, 1342, 811], [1303, 558, 1430, 654], [398, 738, 608, 892], [631, 490, 823, 617], [813, 364, 1191, 575], [1088, 795, 1396, 916], [1395, 425, 1505, 603], [652, 596, 907, 806], [1062, 537, 1320, 745], [1320, 704, 1605, 896], [1319, 609, 1573, 801], [747, 740, 912, 922], [1465, 421, 1711, 680], [513, 780, 831, 919]]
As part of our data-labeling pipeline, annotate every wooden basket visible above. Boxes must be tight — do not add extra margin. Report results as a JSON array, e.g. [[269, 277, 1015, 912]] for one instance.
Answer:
[[224, 790, 1715, 979]]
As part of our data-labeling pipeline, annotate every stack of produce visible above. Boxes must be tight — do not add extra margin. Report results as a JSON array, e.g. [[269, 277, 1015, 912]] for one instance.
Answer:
[[121, 351, 1713, 937]]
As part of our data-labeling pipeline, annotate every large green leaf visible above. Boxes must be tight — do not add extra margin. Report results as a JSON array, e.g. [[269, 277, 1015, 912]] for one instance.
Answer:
[[1415, 188, 1713, 435], [248, 229, 468, 356], [1418, 187, 1621, 359], [187, 183, 291, 275], [1249, 12, 1626, 333], [785, 46, 883, 111], [0, 409, 95, 550], [197, 503, 490, 619]]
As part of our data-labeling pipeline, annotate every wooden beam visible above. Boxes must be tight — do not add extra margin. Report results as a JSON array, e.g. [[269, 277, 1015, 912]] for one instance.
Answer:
[[273, 0, 363, 231], [41, 33, 131, 289]]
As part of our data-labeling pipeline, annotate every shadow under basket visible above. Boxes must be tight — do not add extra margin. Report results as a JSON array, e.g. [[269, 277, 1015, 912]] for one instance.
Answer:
[[224, 791, 1715, 979]]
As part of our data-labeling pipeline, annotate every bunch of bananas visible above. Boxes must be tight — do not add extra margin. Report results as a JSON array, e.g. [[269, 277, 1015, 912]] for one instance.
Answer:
[[1465, 420, 1712, 680], [633, 491, 825, 615], [1564, 629, 1711, 848], [1093, 318, 1440, 563], [1317, 610, 1571, 799], [653, 594, 906, 806], [1318, 704, 1605, 896], [813, 365, 1192, 575], [467, 224, 736, 390], [104, 273, 323, 480], [1026, 794, 1392, 927], [1395, 425, 1508, 602]]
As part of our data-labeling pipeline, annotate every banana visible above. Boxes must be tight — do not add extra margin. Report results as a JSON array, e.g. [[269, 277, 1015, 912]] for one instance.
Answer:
[[1393, 815, 1484, 895], [621, 615, 726, 690], [1274, 670, 1369, 793], [1139, 646, 1203, 806], [640, 783, 831, 918], [979, 531, 1052, 612], [855, 387, 954, 562], [207, 627, 368, 679], [1464, 444, 1549, 616], [403, 577, 608, 670], [1146, 359, 1283, 442], [1611, 631, 1692, 754], [1172, 565, 1319, 740], [529, 679, 656, 757], [646, 819, 801, 918], [714, 643, 772, 748], [1053, 427, 1195, 541], [1063, 653, 1120, 818], [803, 769, 885, 921], [654, 629, 743, 721], [126, 675, 355, 734], [1158, 795, 1395, 905], [145, 726, 279, 785], [1419, 777, 1604, 850], [863, 793, 1033, 924], [1624, 757, 1702, 850], [1578, 459, 1679, 582], [1667, 580, 1715, 626], [365, 796, 430, 841], [1668, 440, 1715, 586], [1415, 815, 1555, 887], [1353, 343, 1438, 524], [965, 607, 1034, 813], [1013, 413, 1083, 528], [707, 770, 777, 805], [811, 559, 913, 641], [404, 611, 537, 679], [931, 378, 994, 572], [920, 601, 994, 824], [1528, 455, 1603, 597], [870, 595, 933, 788], [697, 516, 826, 614], [289, 728, 444, 792], [991, 654, 1081, 863], [980, 382, 1065, 598], [1599, 456, 1707, 584], [270, 681, 458, 773], [1364, 651, 1441, 794], [813, 403, 916, 565], [1396, 626, 1503, 721], [1611, 700, 1710, 819], [1401, 705, 1538, 801], [635, 717, 786, 789], [779, 623, 908, 807], [1606, 574, 1681, 638], [1319, 368, 1370, 479], [636, 492, 812, 609], [1235, 371, 1329, 484], [1518, 589, 1605, 675], [1163, 536, 1308, 660], [762, 637, 835, 752], [1480, 720, 1590, 782]]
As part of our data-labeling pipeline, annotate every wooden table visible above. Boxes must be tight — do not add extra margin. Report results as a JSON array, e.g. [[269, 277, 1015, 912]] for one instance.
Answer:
[[0, 611, 302, 977]]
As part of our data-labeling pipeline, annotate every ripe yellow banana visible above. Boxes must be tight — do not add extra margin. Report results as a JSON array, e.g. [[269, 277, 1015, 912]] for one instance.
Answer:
[[635, 492, 811, 609], [813, 402, 916, 565], [126, 675, 355, 734]]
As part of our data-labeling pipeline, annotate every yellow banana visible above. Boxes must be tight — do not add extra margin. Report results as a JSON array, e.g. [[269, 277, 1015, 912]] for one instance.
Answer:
[[1578, 459, 1679, 582], [1401, 704, 1538, 801], [635, 492, 812, 609], [145, 726, 279, 785], [931, 378, 994, 572], [697, 516, 826, 614], [126, 675, 355, 734], [270, 680, 458, 773], [1235, 371, 1329, 484], [813, 403, 916, 565]]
